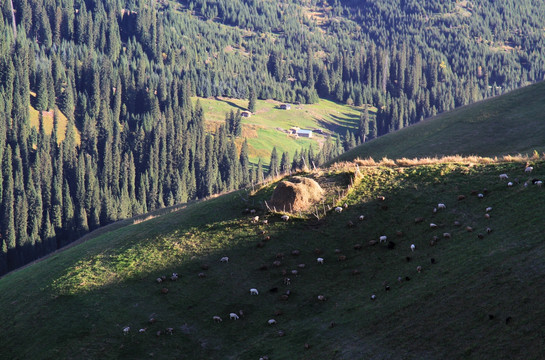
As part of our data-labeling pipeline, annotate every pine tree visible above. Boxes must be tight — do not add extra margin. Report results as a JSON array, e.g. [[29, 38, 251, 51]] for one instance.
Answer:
[[256, 158, 264, 184], [269, 147, 279, 177], [248, 86, 257, 113], [35, 67, 49, 111], [2, 146, 16, 271]]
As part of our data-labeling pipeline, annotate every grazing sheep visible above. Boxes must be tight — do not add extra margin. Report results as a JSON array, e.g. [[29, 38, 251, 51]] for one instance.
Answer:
[[334, 206, 343, 213], [499, 174, 509, 180], [198, 272, 206, 278], [437, 203, 446, 210], [410, 244, 415, 252], [525, 166, 533, 173], [359, 215, 365, 221], [377, 196, 386, 201], [478, 193, 484, 198], [284, 277, 291, 285], [170, 273, 178, 281], [317, 295, 326, 301], [291, 249, 300, 256], [160, 288, 169, 294], [251, 215, 260, 223], [430, 223, 438, 229], [343, 203, 349, 208], [347, 220, 355, 228], [298, 263, 306, 268], [443, 233, 451, 239], [148, 317, 157, 324], [369, 240, 378, 246], [272, 260, 281, 267], [478, 233, 485, 239], [213, 316, 223, 323], [139, 328, 147, 333], [536, 180, 543, 187], [416, 266, 422, 273], [353, 243, 363, 250], [316, 257, 324, 264], [457, 195, 466, 200], [220, 256, 229, 263], [433, 207, 437, 214], [379, 235, 388, 243], [370, 294, 377, 301], [160, 275, 167, 281], [484, 213, 490, 219], [250, 288, 259, 295], [486, 207, 493, 212], [338, 255, 347, 261], [123, 326, 130, 335], [291, 269, 298, 275], [487, 227, 493, 234], [507, 182, 513, 187], [250, 209, 256, 214], [156, 277, 163, 283], [268, 319, 277, 325], [414, 217, 425, 224], [262, 219, 268, 225], [281, 214, 289, 221], [229, 313, 240, 320], [454, 220, 461, 226], [334, 248, 341, 254], [165, 328, 174, 335], [466, 226, 473, 232]]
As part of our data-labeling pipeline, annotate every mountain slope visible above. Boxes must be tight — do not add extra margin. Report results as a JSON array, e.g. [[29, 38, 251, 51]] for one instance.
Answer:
[[333, 81, 545, 162], [1, 158, 545, 359]]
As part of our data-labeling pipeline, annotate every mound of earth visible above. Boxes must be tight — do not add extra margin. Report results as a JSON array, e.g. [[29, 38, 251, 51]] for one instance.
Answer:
[[269, 176, 324, 212]]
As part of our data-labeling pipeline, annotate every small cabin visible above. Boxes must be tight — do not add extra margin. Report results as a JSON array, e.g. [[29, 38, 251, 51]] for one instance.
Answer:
[[241, 111, 252, 118], [280, 104, 291, 110], [289, 127, 300, 135], [297, 129, 313, 138]]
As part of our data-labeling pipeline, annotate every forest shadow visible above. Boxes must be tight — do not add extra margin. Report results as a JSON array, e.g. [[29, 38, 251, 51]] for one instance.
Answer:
[[215, 98, 248, 112]]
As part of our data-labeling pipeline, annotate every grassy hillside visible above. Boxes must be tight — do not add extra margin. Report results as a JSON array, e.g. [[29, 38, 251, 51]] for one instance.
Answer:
[[195, 97, 370, 163], [2, 156, 545, 359], [333, 81, 545, 163]]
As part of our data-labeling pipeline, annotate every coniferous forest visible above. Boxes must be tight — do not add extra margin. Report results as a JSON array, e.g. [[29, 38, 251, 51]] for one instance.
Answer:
[[1, 0, 545, 275]]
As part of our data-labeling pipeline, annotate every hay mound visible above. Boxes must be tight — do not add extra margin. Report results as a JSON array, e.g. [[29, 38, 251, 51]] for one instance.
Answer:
[[269, 176, 324, 212]]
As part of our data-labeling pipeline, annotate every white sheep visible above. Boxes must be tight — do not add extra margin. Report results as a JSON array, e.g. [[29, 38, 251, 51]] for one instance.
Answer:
[[507, 182, 513, 187], [370, 294, 377, 301], [334, 206, 343, 213], [525, 166, 533, 173], [250, 288, 259, 295], [437, 203, 446, 210], [316, 257, 324, 264], [139, 328, 147, 333], [499, 173, 509, 180], [281, 214, 289, 221], [268, 319, 277, 325], [478, 193, 484, 198], [171, 273, 178, 281], [536, 180, 543, 187], [220, 256, 229, 263], [486, 207, 492, 212], [410, 244, 415, 252], [123, 326, 130, 335], [443, 232, 451, 239], [250, 209, 256, 214], [430, 223, 438, 229], [229, 313, 240, 320], [213, 316, 223, 322], [252, 215, 259, 223], [359, 215, 365, 221], [379, 235, 387, 243], [317, 295, 326, 301]]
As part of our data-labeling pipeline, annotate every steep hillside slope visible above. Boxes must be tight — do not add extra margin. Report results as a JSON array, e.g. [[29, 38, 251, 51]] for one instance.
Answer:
[[1, 158, 545, 359], [334, 81, 545, 162]]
